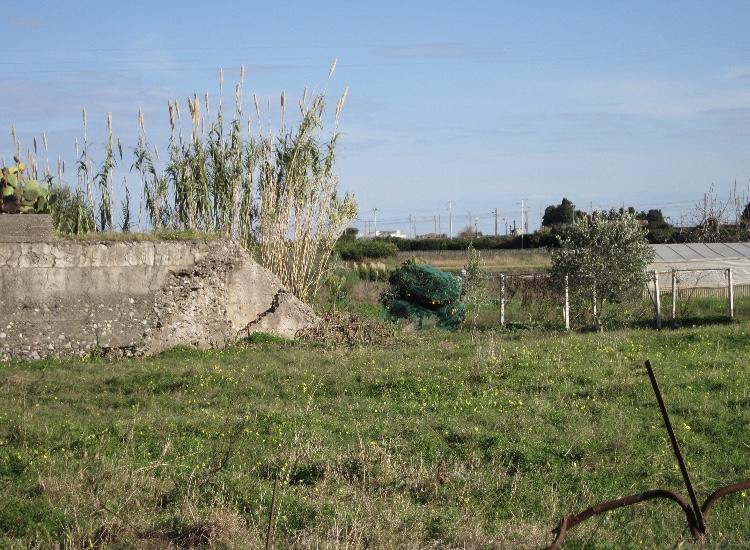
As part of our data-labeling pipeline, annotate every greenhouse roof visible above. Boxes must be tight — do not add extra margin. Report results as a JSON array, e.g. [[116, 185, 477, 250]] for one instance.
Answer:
[[651, 242, 750, 262]]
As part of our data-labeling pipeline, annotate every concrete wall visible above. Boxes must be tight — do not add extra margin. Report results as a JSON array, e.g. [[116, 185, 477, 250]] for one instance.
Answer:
[[0, 239, 318, 360]]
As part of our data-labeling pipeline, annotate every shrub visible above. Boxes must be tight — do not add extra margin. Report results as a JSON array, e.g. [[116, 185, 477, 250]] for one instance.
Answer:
[[49, 185, 95, 236], [335, 239, 399, 261], [380, 233, 559, 251]]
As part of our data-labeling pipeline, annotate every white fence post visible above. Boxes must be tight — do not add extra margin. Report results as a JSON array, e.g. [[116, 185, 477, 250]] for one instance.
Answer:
[[654, 270, 662, 329], [564, 275, 570, 331], [727, 268, 734, 320], [499, 273, 505, 326], [671, 269, 677, 320], [592, 286, 597, 318]]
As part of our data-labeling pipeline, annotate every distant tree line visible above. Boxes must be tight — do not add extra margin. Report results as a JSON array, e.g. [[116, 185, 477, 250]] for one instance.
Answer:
[[336, 196, 750, 259], [335, 233, 558, 255], [541, 197, 750, 244]]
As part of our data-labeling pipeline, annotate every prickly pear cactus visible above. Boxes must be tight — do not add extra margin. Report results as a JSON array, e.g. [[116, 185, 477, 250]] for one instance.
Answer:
[[0, 163, 51, 214]]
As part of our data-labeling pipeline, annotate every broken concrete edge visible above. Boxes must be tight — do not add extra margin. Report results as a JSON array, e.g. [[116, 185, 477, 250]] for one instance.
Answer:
[[0, 238, 320, 361]]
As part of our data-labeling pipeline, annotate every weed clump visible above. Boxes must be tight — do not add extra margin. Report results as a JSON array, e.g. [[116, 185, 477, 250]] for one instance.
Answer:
[[296, 311, 393, 345]]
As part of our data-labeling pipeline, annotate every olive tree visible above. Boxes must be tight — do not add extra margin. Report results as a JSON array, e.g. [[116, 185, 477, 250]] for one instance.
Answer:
[[551, 210, 654, 330]]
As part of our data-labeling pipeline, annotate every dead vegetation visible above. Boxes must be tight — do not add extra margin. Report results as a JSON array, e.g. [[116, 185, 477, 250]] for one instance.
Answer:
[[296, 312, 394, 346]]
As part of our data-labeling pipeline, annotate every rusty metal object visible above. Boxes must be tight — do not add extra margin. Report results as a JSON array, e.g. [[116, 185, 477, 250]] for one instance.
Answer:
[[644, 359, 706, 533], [548, 489, 699, 549], [702, 479, 750, 517], [546, 360, 748, 548]]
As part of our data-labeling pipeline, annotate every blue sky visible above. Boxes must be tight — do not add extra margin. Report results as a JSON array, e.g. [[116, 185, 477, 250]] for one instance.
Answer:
[[2, 1, 750, 234]]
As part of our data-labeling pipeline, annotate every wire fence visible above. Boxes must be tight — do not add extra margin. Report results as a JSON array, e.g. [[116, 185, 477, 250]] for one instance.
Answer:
[[481, 268, 740, 330]]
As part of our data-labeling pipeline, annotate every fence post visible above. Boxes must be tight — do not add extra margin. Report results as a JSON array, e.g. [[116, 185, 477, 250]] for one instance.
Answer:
[[593, 286, 597, 318], [499, 273, 505, 326], [564, 275, 570, 331], [727, 268, 734, 320], [654, 270, 662, 329], [671, 269, 677, 320]]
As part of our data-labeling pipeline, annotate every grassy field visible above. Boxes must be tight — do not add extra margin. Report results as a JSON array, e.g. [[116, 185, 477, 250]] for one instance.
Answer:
[[1, 321, 749, 548], [388, 251, 551, 273]]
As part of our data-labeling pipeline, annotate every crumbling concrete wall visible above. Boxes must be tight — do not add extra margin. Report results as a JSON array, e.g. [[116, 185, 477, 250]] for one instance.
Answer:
[[0, 238, 318, 360]]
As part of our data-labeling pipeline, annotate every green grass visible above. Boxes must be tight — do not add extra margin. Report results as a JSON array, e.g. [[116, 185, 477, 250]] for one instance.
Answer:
[[0, 324, 748, 548]]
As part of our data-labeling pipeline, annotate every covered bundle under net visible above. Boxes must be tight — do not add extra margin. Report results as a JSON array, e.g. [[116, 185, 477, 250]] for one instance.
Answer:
[[380, 260, 465, 330]]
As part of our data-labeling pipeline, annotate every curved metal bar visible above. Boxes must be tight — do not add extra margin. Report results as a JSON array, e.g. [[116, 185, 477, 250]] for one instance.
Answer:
[[547, 489, 699, 550], [701, 479, 750, 517]]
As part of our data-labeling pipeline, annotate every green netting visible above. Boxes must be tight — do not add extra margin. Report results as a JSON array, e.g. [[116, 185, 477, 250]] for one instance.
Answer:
[[380, 260, 465, 330]]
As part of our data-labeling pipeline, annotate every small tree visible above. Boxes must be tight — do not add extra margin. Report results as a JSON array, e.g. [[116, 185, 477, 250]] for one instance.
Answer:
[[461, 243, 489, 338], [551, 210, 654, 331]]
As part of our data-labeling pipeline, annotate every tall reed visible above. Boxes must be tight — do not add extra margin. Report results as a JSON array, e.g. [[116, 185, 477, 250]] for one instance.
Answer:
[[28, 65, 357, 301]]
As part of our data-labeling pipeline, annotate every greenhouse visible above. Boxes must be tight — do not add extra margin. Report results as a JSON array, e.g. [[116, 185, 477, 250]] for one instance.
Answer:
[[649, 242, 750, 297]]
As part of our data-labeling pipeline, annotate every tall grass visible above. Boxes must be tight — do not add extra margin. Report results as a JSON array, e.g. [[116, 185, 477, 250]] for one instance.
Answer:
[[34, 64, 357, 300]]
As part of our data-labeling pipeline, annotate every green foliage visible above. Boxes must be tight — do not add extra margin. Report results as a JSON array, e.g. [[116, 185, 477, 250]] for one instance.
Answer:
[[243, 331, 294, 345], [640, 208, 667, 226], [94, 118, 115, 232], [552, 210, 655, 329], [335, 239, 399, 261], [461, 244, 483, 300], [352, 262, 390, 282], [380, 260, 465, 329], [341, 227, 359, 240], [324, 269, 353, 311], [381, 233, 560, 251], [48, 185, 95, 236], [541, 197, 582, 227], [0, 165, 52, 214], [120, 187, 132, 232], [461, 244, 492, 333]]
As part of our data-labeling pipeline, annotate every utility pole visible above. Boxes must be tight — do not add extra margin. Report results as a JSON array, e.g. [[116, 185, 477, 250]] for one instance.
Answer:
[[448, 201, 454, 239], [494, 208, 498, 237], [372, 208, 379, 237], [524, 203, 529, 234], [438, 214, 441, 236], [520, 199, 525, 249], [474, 217, 479, 237], [433, 215, 437, 234]]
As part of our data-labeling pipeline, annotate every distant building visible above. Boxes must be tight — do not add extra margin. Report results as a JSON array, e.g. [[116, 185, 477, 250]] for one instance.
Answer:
[[361, 230, 408, 239]]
